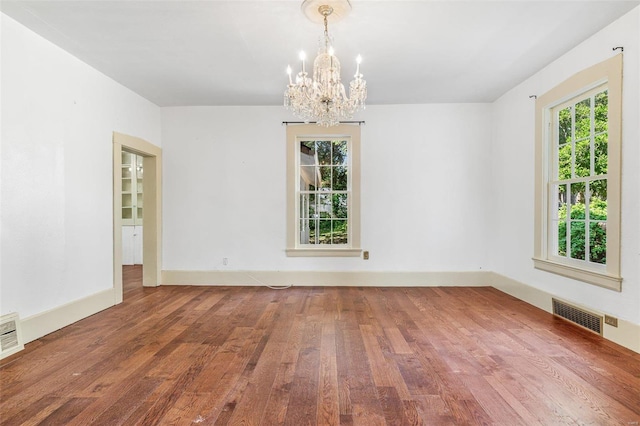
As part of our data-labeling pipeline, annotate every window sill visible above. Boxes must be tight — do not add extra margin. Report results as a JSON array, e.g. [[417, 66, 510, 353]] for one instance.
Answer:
[[532, 257, 622, 291], [286, 248, 362, 258]]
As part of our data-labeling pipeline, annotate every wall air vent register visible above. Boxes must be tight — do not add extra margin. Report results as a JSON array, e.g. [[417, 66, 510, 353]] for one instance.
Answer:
[[552, 298, 603, 335], [0, 312, 25, 359]]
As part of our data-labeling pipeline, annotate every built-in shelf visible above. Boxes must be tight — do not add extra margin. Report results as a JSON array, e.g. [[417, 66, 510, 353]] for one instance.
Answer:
[[122, 151, 143, 226]]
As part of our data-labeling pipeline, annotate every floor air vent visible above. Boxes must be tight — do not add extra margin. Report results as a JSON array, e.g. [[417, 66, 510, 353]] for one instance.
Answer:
[[552, 299, 602, 335], [1, 313, 25, 359]]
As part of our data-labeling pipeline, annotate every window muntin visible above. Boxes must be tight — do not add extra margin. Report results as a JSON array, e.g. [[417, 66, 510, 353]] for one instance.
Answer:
[[549, 86, 608, 268], [298, 139, 350, 246]]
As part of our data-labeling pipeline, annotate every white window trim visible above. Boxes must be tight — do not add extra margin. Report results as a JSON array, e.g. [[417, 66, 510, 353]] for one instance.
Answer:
[[286, 124, 362, 257], [533, 54, 623, 291]]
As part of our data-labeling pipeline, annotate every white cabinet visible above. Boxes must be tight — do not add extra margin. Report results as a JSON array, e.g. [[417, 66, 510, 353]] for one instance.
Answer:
[[122, 151, 143, 265], [122, 226, 143, 265]]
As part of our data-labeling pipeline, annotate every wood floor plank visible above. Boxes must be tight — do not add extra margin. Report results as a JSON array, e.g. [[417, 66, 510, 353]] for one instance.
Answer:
[[317, 310, 340, 426], [2, 276, 639, 426], [36, 397, 96, 426]]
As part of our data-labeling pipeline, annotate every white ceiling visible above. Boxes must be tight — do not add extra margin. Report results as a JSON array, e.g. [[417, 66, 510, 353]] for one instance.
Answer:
[[2, 0, 638, 106]]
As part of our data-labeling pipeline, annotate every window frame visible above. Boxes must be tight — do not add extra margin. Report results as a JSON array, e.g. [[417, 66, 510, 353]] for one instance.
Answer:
[[286, 124, 362, 257], [533, 54, 623, 291]]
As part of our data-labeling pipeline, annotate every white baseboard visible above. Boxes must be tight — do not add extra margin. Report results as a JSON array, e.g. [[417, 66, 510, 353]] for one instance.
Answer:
[[161, 270, 492, 287], [490, 272, 640, 354], [13, 271, 639, 356], [21, 289, 115, 344]]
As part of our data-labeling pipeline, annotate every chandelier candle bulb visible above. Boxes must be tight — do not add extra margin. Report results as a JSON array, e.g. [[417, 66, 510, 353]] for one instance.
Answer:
[[287, 66, 293, 84], [355, 55, 361, 76], [299, 51, 306, 73]]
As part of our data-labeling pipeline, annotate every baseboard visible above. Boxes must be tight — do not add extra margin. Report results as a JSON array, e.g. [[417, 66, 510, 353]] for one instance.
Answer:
[[21, 288, 115, 344], [15, 271, 639, 355], [161, 270, 491, 288], [490, 272, 640, 354]]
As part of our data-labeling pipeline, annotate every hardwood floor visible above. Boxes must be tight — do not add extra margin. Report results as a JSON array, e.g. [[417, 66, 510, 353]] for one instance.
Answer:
[[123, 264, 143, 293], [1, 274, 639, 425]]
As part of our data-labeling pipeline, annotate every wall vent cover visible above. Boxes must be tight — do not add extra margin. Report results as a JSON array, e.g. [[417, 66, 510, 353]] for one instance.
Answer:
[[552, 298, 602, 335], [0, 313, 25, 360]]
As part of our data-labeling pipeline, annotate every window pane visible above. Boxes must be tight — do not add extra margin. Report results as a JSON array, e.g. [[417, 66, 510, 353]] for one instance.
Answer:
[[557, 220, 567, 257], [569, 220, 586, 260], [318, 194, 332, 218], [300, 193, 317, 219], [594, 133, 608, 175], [300, 165, 317, 189], [553, 184, 568, 257], [316, 141, 332, 165], [589, 221, 606, 264], [308, 219, 318, 244], [300, 194, 308, 218], [574, 139, 590, 178], [594, 90, 608, 133], [333, 220, 348, 244], [309, 193, 317, 218], [318, 220, 332, 244], [333, 166, 348, 190], [332, 193, 348, 218], [558, 107, 572, 145], [569, 183, 585, 219], [574, 98, 591, 140], [319, 166, 332, 189], [588, 180, 607, 266], [569, 183, 586, 260], [588, 180, 607, 219], [300, 219, 310, 244], [557, 143, 571, 180], [300, 142, 315, 163], [332, 140, 348, 165]]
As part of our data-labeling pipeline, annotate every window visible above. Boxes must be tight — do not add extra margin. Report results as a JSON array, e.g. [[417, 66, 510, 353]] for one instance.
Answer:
[[286, 124, 361, 257], [533, 55, 622, 290]]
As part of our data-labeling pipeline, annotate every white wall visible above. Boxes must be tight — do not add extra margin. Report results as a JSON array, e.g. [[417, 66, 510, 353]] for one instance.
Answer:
[[0, 14, 161, 319], [490, 7, 640, 324], [161, 104, 492, 273]]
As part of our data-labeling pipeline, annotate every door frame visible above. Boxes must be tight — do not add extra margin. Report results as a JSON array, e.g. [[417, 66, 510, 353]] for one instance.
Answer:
[[113, 132, 162, 304]]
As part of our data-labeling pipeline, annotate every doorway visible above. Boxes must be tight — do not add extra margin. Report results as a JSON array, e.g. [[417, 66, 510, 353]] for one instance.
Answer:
[[113, 132, 162, 304]]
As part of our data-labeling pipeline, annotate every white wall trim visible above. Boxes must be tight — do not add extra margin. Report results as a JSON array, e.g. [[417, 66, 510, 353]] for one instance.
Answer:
[[162, 270, 491, 287], [20, 289, 115, 344], [490, 272, 639, 354], [15, 270, 639, 355]]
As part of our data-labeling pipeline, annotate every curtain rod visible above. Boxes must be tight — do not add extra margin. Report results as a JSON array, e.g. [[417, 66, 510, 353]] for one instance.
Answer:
[[282, 121, 365, 125]]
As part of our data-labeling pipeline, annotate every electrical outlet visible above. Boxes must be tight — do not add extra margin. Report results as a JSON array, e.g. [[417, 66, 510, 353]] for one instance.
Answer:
[[604, 315, 618, 327], [363, 251, 369, 260], [222, 258, 228, 266]]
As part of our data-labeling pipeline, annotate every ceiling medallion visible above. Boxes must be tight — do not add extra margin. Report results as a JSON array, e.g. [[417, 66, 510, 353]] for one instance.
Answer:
[[284, 0, 367, 127]]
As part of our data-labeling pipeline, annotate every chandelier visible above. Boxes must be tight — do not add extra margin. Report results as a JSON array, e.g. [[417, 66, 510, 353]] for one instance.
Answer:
[[284, 1, 367, 127]]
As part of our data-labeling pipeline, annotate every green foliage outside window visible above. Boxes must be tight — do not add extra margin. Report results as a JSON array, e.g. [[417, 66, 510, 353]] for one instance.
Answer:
[[555, 90, 608, 264], [557, 199, 607, 264]]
